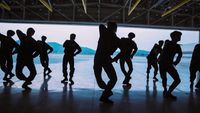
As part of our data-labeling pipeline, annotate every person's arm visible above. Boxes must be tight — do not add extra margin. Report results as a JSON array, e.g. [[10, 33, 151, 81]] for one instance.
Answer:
[[32, 39, 40, 58], [173, 45, 182, 65], [112, 52, 121, 63], [16, 30, 26, 41], [47, 43, 53, 54], [131, 41, 138, 58], [74, 42, 82, 56], [12, 39, 20, 55], [0, 33, 6, 41]]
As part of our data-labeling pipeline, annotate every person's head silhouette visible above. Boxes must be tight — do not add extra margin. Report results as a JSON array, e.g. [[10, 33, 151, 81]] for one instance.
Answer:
[[158, 40, 164, 46], [128, 32, 135, 39], [41, 36, 47, 42], [70, 33, 76, 41], [170, 31, 182, 42], [27, 27, 35, 37], [107, 21, 117, 33], [7, 30, 15, 37]]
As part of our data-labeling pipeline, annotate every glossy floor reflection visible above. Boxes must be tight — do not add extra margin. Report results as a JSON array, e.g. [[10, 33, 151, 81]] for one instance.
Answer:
[[1, 80, 200, 113], [0, 56, 200, 113]]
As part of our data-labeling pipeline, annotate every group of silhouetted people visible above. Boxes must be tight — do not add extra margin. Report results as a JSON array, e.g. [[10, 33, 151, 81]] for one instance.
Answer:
[[0, 22, 200, 104], [0, 28, 82, 90]]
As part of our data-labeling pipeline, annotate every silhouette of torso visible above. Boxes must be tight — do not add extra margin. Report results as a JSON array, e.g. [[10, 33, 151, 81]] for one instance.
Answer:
[[159, 40, 181, 64], [37, 40, 52, 57], [147, 44, 162, 60], [190, 44, 200, 67], [16, 30, 37, 59], [63, 40, 80, 57], [119, 38, 137, 58], [95, 24, 119, 59], [0, 34, 18, 56]]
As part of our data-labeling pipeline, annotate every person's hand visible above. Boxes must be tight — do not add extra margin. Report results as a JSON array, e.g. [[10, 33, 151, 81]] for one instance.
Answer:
[[173, 61, 178, 66]]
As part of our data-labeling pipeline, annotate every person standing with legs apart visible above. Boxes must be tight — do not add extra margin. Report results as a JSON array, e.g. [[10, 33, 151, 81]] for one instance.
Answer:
[[0, 30, 19, 81], [36, 36, 53, 76], [189, 44, 200, 90], [159, 31, 182, 100], [113, 32, 138, 86], [15, 28, 38, 90], [61, 33, 82, 85], [93, 22, 120, 104], [146, 40, 164, 81]]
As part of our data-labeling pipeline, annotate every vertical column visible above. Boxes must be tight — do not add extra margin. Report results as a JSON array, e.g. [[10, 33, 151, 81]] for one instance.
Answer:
[[1, 9, 5, 19], [98, 4, 100, 22], [123, 7, 125, 23], [147, 10, 150, 25], [23, 0, 25, 20], [171, 14, 174, 26], [73, 5, 75, 21], [48, 11, 50, 21], [199, 30, 200, 44]]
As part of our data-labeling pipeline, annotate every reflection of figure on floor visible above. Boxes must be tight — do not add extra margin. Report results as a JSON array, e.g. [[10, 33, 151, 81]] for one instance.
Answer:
[[3, 79, 14, 87], [152, 81, 157, 98], [15, 28, 38, 90], [159, 31, 182, 100], [113, 32, 138, 86], [93, 21, 120, 104], [0, 30, 19, 81], [189, 44, 200, 90], [36, 36, 53, 76], [40, 75, 51, 92], [146, 40, 164, 81], [62, 33, 82, 85]]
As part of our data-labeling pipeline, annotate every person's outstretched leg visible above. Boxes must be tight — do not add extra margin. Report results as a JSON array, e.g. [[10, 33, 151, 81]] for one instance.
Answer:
[[189, 66, 197, 89], [120, 59, 128, 84], [166, 66, 181, 100], [152, 62, 159, 81], [93, 58, 107, 89], [7, 55, 15, 79], [69, 57, 75, 85], [146, 58, 151, 80], [62, 55, 68, 83], [159, 64, 167, 97], [100, 62, 117, 104], [125, 58, 133, 84], [23, 60, 37, 90], [16, 58, 26, 81]]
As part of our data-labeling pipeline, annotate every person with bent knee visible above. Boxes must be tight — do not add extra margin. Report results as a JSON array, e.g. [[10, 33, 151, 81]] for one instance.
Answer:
[[159, 31, 182, 100]]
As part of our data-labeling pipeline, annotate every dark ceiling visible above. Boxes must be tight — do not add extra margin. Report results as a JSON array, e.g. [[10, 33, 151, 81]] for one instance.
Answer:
[[0, 0, 200, 30]]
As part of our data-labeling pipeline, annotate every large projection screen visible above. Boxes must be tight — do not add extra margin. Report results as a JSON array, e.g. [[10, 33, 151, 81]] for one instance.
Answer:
[[0, 22, 199, 91]]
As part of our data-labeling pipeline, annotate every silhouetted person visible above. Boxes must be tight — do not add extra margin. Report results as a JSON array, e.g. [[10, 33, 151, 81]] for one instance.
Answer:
[[15, 28, 38, 90], [61, 33, 82, 85], [190, 44, 200, 89], [0, 30, 19, 81], [159, 31, 182, 100], [36, 36, 53, 76], [93, 22, 120, 104], [113, 32, 138, 86], [146, 40, 164, 81]]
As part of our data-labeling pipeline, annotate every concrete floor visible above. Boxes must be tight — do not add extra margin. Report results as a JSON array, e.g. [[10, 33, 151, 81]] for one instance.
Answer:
[[0, 56, 200, 113]]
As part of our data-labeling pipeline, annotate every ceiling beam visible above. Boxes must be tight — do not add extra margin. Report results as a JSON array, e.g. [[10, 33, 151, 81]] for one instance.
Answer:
[[71, 0, 75, 5], [14, 1, 46, 20], [102, 7, 123, 22], [128, 0, 141, 16], [0, 0, 11, 11], [161, 0, 191, 17], [81, 0, 87, 14], [39, 0, 53, 12]]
